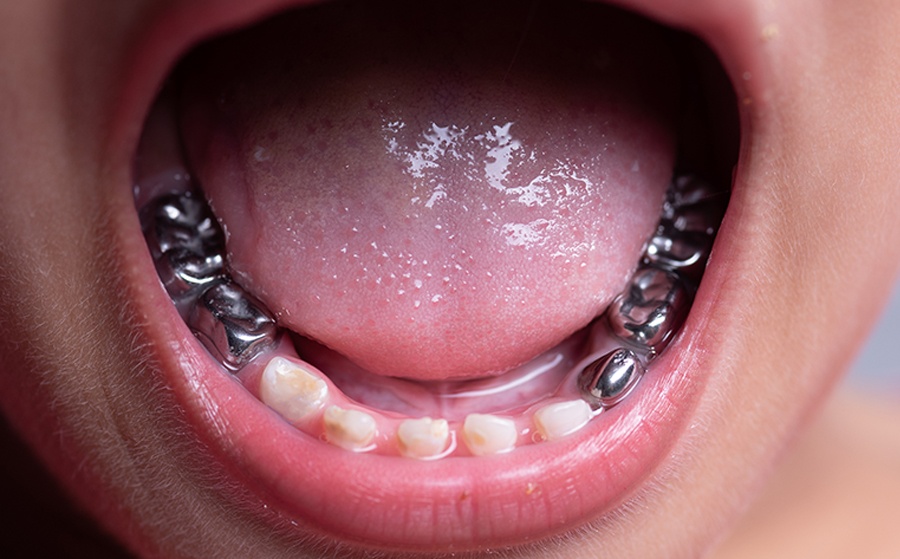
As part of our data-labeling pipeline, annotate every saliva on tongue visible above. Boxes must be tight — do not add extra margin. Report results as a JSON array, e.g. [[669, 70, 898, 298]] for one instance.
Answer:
[[177, 0, 678, 383]]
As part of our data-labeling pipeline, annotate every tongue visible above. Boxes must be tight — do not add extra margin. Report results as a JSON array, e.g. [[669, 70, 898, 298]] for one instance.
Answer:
[[178, 0, 678, 381]]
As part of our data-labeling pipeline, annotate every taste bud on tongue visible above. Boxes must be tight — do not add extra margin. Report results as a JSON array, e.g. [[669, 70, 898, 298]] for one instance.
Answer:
[[178, 1, 678, 381]]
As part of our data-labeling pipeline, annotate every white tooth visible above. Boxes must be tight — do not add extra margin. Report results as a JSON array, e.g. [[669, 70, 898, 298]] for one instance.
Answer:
[[323, 406, 377, 451], [462, 414, 517, 456], [259, 356, 328, 423], [533, 399, 592, 441], [397, 417, 450, 459]]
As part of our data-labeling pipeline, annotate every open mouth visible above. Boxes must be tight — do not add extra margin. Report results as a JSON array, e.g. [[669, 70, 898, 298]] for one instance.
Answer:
[[118, 0, 743, 554]]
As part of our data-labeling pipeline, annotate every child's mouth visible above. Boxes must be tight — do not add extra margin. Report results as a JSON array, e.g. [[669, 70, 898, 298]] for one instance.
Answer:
[[121, 0, 740, 553], [4, 0, 899, 556]]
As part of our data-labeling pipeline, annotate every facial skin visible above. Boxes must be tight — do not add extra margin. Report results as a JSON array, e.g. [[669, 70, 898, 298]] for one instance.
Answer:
[[1, 0, 899, 558]]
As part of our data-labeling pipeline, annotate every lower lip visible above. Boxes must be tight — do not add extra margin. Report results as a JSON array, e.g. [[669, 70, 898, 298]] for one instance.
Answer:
[[116, 206, 719, 550]]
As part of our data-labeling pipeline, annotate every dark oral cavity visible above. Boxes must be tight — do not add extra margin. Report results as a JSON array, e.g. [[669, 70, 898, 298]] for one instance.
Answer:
[[175, 0, 680, 381], [132, 0, 733, 460]]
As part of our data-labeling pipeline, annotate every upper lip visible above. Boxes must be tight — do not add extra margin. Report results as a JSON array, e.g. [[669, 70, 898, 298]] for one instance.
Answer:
[[105, 0, 765, 553]]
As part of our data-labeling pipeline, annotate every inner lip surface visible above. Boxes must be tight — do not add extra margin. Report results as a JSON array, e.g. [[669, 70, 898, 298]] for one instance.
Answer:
[[114, 0, 743, 553]]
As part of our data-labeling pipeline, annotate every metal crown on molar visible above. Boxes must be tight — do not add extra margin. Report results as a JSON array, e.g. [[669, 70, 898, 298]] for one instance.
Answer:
[[141, 192, 224, 261], [579, 348, 645, 408], [608, 175, 725, 356], [188, 282, 278, 370], [141, 190, 280, 371], [608, 266, 690, 356], [644, 175, 727, 283], [579, 175, 725, 408], [141, 192, 226, 304]]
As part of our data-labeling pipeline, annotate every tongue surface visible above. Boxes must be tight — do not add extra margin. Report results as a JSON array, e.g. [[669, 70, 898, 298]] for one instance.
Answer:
[[179, 0, 678, 380]]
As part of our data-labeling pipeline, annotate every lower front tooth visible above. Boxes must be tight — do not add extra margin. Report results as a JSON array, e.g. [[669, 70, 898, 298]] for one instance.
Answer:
[[323, 406, 377, 451], [462, 414, 518, 456], [260, 356, 328, 423], [533, 400, 592, 441], [397, 417, 450, 459]]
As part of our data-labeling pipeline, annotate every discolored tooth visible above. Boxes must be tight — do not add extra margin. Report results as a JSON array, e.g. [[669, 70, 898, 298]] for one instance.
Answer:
[[259, 356, 328, 423], [324, 406, 377, 451], [187, 282, 278, 370], [533, 400, 592, 441], [608, 266, 690, 356], [578, 348, 645, 408], [462, 414, 517, 456], [397, 417, 450, 459]]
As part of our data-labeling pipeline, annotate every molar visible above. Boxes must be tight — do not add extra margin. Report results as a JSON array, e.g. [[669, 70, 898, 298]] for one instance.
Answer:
[[607, 266, 690, 356], [188, 282, 279, 370], [578, 348, 645, 408]]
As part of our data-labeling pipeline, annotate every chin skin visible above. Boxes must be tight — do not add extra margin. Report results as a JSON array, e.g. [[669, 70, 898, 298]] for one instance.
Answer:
[[1, 0, 899, 558]]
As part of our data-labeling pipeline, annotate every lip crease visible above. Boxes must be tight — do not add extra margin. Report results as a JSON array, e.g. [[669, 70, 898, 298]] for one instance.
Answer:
[[106, 0, 763, 552]]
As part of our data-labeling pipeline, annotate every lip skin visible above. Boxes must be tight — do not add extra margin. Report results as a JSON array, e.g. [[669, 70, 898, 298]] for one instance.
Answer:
[[1, 0, 900, 558]]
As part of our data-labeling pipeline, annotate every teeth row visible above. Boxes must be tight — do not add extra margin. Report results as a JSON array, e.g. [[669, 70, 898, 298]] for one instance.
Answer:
[[140, 191, 282, 369], [576, 175, 726, 408], [259, 355, 595, 458], [139, 173, 724, 456]]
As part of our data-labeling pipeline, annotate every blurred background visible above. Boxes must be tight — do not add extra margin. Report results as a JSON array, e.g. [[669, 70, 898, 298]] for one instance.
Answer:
[[848, 279, 900, 389]]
